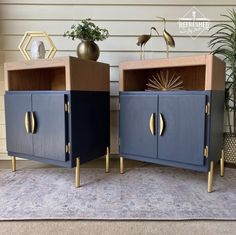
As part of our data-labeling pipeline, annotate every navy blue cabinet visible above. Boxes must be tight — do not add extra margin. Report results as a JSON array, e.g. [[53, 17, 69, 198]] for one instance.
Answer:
[[119, 55, 225, 192], [5, 93, 68, 162], [120, 94, 158, 158], [32, 94, 68, 162], [4, 57, 110, 187], [5, 94, 33, 155], [120, 91, 209, 168], [158, 94, 206, 166]]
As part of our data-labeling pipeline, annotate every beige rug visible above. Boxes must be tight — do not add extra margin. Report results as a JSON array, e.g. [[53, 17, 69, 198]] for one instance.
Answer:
[[0, 166, 235, 220]]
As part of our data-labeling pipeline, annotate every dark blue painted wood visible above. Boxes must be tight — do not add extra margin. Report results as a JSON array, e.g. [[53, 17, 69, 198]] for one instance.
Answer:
[[207, 91, 225, 166], [32, 94, 68, 162], [119, 91, 217, 172], [7, 151, 72, 168], [5, 93, 33, 155], [69, 91, 110, 166], [119, 94, 158, 158], [5, 90, 109, 168], [121, 152, 209, 172], [158, 94, 206, 166]]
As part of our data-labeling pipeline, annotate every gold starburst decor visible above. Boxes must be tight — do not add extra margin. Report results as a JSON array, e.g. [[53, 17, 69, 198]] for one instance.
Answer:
[[146, 70, 184, 91]]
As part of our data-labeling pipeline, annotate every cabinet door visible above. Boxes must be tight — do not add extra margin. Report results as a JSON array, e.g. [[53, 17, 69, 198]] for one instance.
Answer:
[[5, 94, 33, 155], [120, 94, 158, 158], [158, 95, 206, 165], [32, 94, 68, 162]]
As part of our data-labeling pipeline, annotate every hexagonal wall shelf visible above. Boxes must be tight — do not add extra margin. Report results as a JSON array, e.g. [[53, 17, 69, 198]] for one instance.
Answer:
[[18, 31, 57, 60]]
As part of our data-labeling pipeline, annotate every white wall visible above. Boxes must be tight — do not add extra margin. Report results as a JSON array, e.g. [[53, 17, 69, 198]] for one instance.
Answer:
[[0, 0, 235, 159]]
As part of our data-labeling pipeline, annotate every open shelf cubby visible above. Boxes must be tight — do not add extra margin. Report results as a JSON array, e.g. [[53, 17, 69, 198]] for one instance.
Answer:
[[123, 65, 206, 91], [4, 56, 109, 92], [7, 67, 66, 91], [119, 55, 225, 92]]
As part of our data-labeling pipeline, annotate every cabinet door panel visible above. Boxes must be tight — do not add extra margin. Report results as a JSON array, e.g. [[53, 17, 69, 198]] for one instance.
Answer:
[[5, 94, 33, 155], [32, 94, 67, 162], [158, 95, 206, 165], [120, 94, 158, 158]]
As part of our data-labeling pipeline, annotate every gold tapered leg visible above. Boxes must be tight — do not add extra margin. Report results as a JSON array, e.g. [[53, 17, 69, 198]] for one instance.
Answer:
[[105, 147, 110, 173], [120, 156, 124, 174], [75, 158, 80, 188], [220, 150, 224, 177], [12, 156, 16, 172], [208, 161, 214, 193]]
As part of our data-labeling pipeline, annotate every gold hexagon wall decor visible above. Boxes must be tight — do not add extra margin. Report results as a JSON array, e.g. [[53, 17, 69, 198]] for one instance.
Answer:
[[18, 31, 57, 60]]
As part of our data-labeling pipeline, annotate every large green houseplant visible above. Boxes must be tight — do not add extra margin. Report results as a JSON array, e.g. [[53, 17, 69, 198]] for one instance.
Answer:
[[64, 18, 109, 61], [209, 9, 236, 163]]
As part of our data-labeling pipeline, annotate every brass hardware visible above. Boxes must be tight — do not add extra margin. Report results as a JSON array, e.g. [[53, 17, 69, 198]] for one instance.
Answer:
[[24, 112, 30, 133], [66, 143, 71, 154], [146, 71, 183, 91], [149, 113, 155, 135], [106, 147, 110, 173], [208, 161, 214, 193], [205, 102, 210, 115], [31, 112, 36, 134], [137, 27, 159, 60], [220, 150, 224, 177], [159, 113, 164, 136], [204, 146, 209, 158], [18, 31, 57, 60], [65, 101, 70, 113], [75, 158, 80, 188], [12, 156, 16, 172], [156, 17, 175, 58], [120, 156, 124, 174]]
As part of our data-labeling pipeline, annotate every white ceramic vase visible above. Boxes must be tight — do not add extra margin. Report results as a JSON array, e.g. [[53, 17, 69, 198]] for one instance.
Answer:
[[31, 41, 46, 59]]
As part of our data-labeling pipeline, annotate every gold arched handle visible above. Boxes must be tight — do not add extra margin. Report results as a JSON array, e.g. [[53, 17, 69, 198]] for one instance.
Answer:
[[31, 112, 36, 134], [149, 113, 155, 135], [159, 113, 164, 136], [24, 112, 30, 133]]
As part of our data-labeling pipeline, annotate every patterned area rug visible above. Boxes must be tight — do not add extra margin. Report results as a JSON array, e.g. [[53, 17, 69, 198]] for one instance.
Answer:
[[0, 166, 236, 220]]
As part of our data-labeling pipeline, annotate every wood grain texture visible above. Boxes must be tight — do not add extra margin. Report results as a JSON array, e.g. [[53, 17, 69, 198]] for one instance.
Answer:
[[32, 93, 67, 162], [4, 57, 109, 91], [119, 55, 225, 91], [5, 93, 33, 155]]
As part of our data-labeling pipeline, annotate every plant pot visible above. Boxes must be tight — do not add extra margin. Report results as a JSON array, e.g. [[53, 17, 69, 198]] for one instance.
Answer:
[[223, 133, 236, 164], [77, 41, 100, 61]]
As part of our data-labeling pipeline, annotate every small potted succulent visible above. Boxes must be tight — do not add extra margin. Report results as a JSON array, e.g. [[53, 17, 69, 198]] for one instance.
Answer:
[[64, 18, 109, 61]]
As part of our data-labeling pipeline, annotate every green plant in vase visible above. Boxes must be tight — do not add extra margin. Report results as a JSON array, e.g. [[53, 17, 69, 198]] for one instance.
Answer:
[[209, 9, 236, 163], [64, 18, 109, 61]]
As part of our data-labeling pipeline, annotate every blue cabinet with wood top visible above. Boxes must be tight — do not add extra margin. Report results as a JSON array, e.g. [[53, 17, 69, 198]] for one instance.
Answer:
[[119, 55, 226, 192], [4, 57, 110, 187], [5, 92, 69, 164]]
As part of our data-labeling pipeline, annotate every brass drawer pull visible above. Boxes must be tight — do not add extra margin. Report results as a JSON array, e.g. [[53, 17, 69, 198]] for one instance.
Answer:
[[31, 112, 36, 134], [149, 113, 155, 135], [24, 112, 30, 133], [159, 113, 164, 136]]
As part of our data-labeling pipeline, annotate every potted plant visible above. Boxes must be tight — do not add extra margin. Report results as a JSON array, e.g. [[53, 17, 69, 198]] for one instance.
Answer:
[[64, 18, 109, 61], [209, 9, 236, 164]]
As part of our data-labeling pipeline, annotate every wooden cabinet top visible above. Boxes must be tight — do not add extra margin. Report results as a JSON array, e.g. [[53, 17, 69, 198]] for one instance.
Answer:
[[119, 54, 225, 91], [4, 56, 110, 92]]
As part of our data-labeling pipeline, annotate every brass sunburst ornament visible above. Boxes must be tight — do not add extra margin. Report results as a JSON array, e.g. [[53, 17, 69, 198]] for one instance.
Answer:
[[146, 70, 184, 91]]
